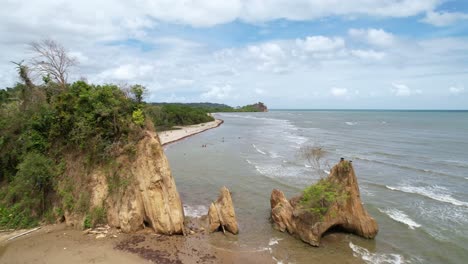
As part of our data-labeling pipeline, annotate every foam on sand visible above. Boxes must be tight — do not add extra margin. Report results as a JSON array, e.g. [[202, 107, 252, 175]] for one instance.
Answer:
[[378, 208, 421, 229]]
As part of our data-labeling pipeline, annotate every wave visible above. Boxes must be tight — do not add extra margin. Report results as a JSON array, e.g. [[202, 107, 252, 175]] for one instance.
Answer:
[[345, 121, 357, 126], [183, 205, 207, 218], [252, 144, 266, 155], [323, 169, 330, 175], [304, 164, 312, 168], [246, 159, 253, 165], [349, 242, 404, 264], [268, 237, 282, 246], [269, 151, 282, 159], [354, 156, 462, 179], [386, 185, 468, 207], [285, 134, 308, 145], [378, 208, 421, 229]]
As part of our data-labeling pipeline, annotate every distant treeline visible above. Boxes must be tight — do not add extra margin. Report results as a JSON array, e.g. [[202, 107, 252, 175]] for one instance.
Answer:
[[146, 102, 268, 130]]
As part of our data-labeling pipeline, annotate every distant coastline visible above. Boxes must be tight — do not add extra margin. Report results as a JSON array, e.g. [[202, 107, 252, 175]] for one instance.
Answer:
[[158, 119, 224, 146]]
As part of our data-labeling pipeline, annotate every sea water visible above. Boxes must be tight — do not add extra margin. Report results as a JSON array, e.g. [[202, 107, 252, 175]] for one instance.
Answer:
[[165, 110, 468, 264]]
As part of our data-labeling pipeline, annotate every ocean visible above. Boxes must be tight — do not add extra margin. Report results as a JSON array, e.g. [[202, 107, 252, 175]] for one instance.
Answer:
[[164, 110, 468, 264]]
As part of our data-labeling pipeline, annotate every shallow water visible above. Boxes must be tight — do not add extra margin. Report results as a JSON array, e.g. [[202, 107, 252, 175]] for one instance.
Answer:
[[165, 110, 468, 264]]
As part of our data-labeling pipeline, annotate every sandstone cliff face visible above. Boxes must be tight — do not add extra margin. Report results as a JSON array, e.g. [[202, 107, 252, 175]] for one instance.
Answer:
[[271, 160, 378, 246], [207, 186, 239, 234], [63, 130, 185, 235]]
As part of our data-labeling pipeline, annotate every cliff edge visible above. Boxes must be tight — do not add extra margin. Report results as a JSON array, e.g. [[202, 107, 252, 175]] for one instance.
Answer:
[[62, 130, 185, 234]]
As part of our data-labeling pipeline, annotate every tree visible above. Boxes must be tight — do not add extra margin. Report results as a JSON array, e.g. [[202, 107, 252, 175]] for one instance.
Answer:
[[299, 144, 329, 177], [30, 39, 77, 89], [130, 84, 146, 105]]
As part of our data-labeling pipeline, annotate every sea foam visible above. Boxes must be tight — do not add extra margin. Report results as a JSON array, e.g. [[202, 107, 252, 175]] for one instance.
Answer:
[[378, 208, 421, 229], [183, 205, 208, 218], [349, 242, 404, 264], [386, 185, 468, 207], [252, 144, 266, 155]]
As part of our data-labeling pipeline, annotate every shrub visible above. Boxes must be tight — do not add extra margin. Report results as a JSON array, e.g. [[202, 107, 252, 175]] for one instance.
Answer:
[[299, 179, 347, 220]]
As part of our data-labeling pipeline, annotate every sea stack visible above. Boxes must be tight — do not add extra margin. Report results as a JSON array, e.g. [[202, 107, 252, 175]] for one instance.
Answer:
[[270, 160, 378, 246], [208, 186, 239, 234]]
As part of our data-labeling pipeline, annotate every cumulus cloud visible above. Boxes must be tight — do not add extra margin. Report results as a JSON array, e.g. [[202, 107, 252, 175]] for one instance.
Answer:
[[348, 28, 396, 47], [331, 87, 348, 97], [421, 11, 468, 27], [296, 36, 345, 52], [201, 84, 232, 100], [449, 86, 465, 95], [350, 49, 386, 60], [391, 83, 422, 96]]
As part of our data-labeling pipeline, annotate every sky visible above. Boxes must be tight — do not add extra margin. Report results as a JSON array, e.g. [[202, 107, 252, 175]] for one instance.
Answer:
[[1, 0, 468, 109]]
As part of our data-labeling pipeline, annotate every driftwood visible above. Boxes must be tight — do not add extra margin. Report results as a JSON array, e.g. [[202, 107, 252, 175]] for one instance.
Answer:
[[212, 202, 226, 235], [7, 227, 41, 241]]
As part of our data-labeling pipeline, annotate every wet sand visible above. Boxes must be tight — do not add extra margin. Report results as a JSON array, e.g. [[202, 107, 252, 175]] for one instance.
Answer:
[[0, 223, 274, 264], [158, 119, 223, 146]]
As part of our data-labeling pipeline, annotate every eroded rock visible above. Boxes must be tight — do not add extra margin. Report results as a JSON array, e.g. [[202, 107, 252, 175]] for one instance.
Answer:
[[63, 130, 185, 235], [207, 186, 239, 234], [270, 160, 378, 246]]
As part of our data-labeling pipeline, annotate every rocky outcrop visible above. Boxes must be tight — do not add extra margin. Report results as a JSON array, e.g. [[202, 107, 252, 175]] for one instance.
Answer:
[[63, 130, 185, 235], [207, 186, 239, 234], [252, 102, 268, 112], [270, 160, 378, 246]]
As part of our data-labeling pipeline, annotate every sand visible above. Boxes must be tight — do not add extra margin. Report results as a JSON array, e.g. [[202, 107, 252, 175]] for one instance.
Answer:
[[158, 119, 223, 146], [0, 223, 274, 264]]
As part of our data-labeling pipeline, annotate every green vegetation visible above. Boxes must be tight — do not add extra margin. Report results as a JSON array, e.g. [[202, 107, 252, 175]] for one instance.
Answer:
[[0, 40, 148, 229], [299, 179, 348, 220], [146, 104, 214, 131], [0, 39, 268, 229]]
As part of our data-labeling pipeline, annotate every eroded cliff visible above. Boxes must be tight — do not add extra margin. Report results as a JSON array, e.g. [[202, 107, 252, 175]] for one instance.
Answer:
[[61, 130, 185, 234]]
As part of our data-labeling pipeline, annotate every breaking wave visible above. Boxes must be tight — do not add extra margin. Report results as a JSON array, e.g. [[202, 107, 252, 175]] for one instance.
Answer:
[[378, 208, 421, 229], [386, 185, 468, 207], [349, 242, 404, 264], [252, 144, 266, 155]]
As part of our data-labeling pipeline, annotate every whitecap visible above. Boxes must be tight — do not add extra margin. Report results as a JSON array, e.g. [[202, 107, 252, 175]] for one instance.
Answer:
[[323, 169, 330, 175], [183, 205, 208, 218], [304, 164, 312, 168], [345, 122, 357, 126], [386, 185, 468, 207], [268, 237, 283, 246], [349, 242, 404, 264], [246, 159, 253, 165], [269, 151, 282, 159], [252, 144, 266, 155], [378, 208, 421, 229]]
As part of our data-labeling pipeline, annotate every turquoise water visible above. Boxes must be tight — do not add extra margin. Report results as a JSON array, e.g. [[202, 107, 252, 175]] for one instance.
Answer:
[[165, 110, 468, 263]]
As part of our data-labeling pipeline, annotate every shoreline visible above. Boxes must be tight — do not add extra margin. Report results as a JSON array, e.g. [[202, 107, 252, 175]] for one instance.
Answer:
[[158, 119, 224, 146]]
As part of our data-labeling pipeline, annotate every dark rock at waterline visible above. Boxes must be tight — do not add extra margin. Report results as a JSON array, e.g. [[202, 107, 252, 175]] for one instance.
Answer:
[[270, 160, 378, 246]]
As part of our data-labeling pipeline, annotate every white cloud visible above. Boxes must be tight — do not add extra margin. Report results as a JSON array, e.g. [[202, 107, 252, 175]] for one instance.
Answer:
[[331, 87, 348, 97], [349, 28, 396, 47], [296, 36, 345, 52], [421, 11, 468, 27], [449, 86, 465, 95], [391, 83, 422, 97], [201, 84, 232, 100], [351, 49, 386, 60]]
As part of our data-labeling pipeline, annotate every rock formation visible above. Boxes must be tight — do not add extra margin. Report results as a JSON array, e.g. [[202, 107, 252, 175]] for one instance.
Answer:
[[63, 130, 185, 235], [207, 186, 239, 234], [270, 160, 378, 246]]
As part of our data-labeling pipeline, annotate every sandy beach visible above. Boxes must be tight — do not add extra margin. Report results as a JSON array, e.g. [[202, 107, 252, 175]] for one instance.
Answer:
[[0, 222, 274, 264], [158, 119, 224, 146]]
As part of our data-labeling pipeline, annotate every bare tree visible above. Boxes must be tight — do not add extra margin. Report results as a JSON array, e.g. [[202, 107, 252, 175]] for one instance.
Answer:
[[29, 39, 77, 89], [299, 144, 330, 177]]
